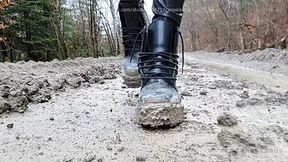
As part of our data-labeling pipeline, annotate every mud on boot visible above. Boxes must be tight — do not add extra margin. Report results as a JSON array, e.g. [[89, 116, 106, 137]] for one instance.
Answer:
[[119, 0, 148, 88], [136, 0, 186, 128], [122, 74, 141, 88], [137, 80, 184, 128]]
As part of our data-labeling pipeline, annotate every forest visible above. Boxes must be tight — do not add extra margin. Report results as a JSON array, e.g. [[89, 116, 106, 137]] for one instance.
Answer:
[[0, 0, 288, 62], [0, 0, 120, 62], [182, 0, 288, 51]]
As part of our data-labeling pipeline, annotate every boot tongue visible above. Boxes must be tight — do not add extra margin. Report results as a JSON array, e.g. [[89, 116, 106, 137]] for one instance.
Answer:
[[149, 55, 165, 75]]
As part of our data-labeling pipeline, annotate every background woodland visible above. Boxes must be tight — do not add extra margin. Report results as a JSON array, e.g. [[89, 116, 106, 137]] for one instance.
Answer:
[[0, 0, 287, 62]]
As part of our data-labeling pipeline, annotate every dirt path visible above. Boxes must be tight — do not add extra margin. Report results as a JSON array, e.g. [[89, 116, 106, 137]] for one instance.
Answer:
[[1, 54, 288, 162], [186, 54, 288, 92]]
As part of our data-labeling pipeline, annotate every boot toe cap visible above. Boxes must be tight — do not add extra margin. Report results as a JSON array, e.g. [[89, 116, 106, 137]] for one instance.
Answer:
[[139, 81, 181, 103], [124, 63, 139, 76]]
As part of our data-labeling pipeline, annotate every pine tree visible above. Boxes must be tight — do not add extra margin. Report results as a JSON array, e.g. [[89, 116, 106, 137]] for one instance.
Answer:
[[1, 0, 61, 61]]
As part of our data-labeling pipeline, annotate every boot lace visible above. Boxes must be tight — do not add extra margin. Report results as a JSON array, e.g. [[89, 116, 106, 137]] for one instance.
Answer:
[[130, 28, 185, 84], [122, 27, 143, 55]]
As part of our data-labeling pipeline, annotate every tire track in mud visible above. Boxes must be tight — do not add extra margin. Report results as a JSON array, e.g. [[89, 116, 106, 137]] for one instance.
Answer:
[[0, 57, 288, 161]]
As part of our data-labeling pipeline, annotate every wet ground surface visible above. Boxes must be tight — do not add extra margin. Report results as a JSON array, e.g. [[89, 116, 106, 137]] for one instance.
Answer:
[[1, 52, 288, 162]]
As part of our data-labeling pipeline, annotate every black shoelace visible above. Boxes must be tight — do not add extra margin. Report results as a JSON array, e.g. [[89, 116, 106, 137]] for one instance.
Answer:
[[130, 27, 185, 82], [122, 27, 143, 54]]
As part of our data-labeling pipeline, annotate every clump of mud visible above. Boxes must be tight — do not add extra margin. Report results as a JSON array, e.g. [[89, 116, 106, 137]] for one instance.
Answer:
[[217, 113, 238, 127], [217, 130, 273, 155], [214, 79, 248, 90], [0, 57, 121, 114], [236, 89, 288, 108]]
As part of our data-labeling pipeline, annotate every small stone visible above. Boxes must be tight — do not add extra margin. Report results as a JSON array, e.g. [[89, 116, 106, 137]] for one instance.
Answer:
[[10, 90, 22, 97], [229, 150, 238, 156], [136, 156, 146, 161], [118, 147, 125, 152], [223, 73, 230, 77], [49, 117, 55, 121], [236, 100, 245, 107], [7, 123, 14, 129], [82, 82, 91, 88], [217, 113, 238, 127], [0, 85, 10, 98], [200, 90, 208, 96], [208, 84, 217, 89], [239, 91, 250, 99], [38, 152, 44, 155], [85, 111, 90, 114], [66, 77, 84, 88], [181, 91, 192, 97], [17, 61, 25, 65], [107, 146, 113, 151], [97, 158, 103, 162], [25, 85, 39, 95], [99, 80, 105, 85], [16, 136, 20, 140], [217, 130, 233, 148], [0, 98, 11, 114], [284, 133, 288, 142], [48, 137, 52, 141], [85, 155, 96, 162]]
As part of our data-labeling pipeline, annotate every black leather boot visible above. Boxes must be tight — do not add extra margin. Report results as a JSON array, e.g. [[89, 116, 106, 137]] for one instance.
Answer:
[[119, 0, 148, 88], [137, 0, 185, 128]]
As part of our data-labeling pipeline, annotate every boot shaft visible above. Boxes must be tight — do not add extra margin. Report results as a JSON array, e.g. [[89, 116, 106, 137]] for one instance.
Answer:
[[119, 0, 148, 57], [148, 18, 179, 54], [119, 0, 146, 28], [138, 0, 185, 88], [147, 0, 185, 59], [152, 0, 185, 26]]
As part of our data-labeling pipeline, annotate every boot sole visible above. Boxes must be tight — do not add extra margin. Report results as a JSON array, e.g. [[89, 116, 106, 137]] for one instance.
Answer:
[[123, 75, 141, 88], [136, 103, 184, 128]]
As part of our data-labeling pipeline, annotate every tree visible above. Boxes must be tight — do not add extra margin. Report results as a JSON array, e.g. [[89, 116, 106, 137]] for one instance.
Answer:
[[1, 0, 61, 61], [182, 0, 288, 51]]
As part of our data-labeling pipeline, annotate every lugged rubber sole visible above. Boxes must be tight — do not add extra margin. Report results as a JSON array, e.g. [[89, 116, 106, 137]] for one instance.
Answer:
[[136, 103, 184, 128], [123, 75, 141, 88]]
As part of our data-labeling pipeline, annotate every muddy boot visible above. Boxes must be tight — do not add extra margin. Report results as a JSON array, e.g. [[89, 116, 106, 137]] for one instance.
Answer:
[[119, 0, 148, 88], [136, 0, 185, 128]]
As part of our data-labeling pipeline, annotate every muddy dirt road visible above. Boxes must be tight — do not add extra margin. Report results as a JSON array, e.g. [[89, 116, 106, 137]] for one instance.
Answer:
[[1, 51, 288, 162]]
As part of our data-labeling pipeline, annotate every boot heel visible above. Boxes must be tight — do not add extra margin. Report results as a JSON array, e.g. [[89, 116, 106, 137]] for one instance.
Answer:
[[136, 103, 184, 128], [123, 75, 141, 88]]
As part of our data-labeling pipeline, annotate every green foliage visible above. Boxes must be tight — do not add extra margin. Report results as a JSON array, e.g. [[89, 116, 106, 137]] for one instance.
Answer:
[[1, 0, 60, 61], [0, 0, 119, 62]]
